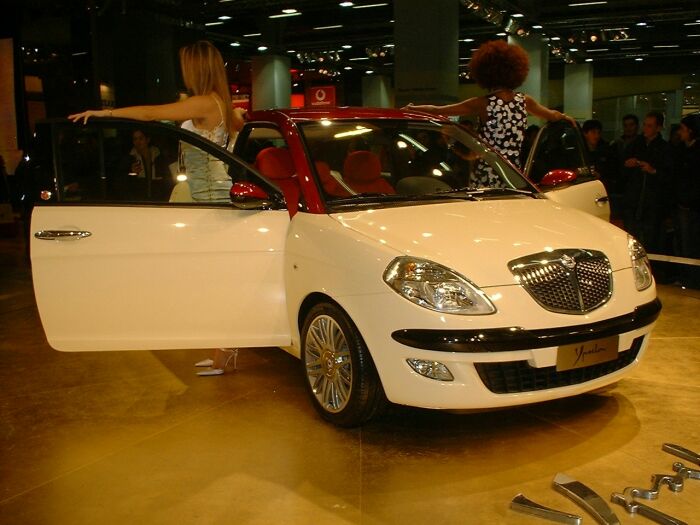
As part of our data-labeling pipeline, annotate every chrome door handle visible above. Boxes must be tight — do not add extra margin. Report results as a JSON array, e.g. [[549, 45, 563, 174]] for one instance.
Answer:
[[34, 230, 92, 241], [596, 196, 610, 203]]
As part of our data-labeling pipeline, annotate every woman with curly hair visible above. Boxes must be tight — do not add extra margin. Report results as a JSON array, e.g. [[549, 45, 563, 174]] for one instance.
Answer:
[[404, 40, 575, 186]]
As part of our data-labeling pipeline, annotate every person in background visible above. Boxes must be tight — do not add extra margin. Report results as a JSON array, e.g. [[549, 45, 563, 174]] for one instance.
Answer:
[[608, 114, 641, 219], [124, 129, 170, 200], [403, 40, 574, 186], [582, 119, 613, 190], [622, 111, 672, 254], [674, 113, 700, 287], [669, 123, 683, 148], [69, 40, 245, 376]]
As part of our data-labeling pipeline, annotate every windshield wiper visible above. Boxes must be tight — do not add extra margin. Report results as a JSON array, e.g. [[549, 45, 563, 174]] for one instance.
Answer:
[[435, 186, 537, 198], [330, 192, 477, 205]]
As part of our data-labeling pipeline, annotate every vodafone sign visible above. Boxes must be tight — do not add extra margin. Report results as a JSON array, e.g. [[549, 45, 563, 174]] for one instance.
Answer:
[[306, 86, 336, 107]]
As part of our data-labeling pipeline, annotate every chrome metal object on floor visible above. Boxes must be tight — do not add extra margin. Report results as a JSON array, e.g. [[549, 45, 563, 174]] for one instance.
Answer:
[[662, 444, 700, 467], [552, 473, 621, 525], [510, 493, 582, 524], [672, 462, 700, 480], [610, 488, 688, 525]]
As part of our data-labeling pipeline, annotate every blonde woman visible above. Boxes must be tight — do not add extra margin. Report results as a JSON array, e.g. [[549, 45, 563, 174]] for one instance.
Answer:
[[69, 40, 243, 375]]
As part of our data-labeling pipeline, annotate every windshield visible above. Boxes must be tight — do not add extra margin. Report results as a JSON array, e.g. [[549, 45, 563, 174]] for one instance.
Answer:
[[298, 119, 535, 205]]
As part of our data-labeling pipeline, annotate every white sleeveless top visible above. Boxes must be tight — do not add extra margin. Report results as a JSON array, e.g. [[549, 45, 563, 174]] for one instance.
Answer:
[[180, 95, 235, 202]]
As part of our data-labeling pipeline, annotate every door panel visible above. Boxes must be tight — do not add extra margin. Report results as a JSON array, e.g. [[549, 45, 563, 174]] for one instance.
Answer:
[[544, 179, 611, 221], [31, 205, 291, 351], [525, 120, 610, 221]]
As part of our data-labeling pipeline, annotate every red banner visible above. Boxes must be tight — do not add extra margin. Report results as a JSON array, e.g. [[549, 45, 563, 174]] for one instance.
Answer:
[[306, 86, 336, 107]]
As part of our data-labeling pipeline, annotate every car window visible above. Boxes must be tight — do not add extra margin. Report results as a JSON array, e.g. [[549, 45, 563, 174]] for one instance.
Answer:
[[51, 121, 251, 205], [236, 125, 288, 164], [298, 119, 532, 202], [527, 121, 591, 184]]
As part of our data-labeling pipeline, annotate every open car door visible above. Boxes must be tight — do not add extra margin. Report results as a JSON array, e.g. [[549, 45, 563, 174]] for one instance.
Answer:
[[29, 119, 292, 352], [524, 120, 610, 221]]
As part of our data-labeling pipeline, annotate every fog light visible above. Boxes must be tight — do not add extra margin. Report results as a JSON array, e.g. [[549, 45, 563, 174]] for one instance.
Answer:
[[406, 359, 454, 381]]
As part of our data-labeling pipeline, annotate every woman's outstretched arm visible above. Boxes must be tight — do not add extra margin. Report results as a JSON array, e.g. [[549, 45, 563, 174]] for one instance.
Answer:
[[401, 97, 483, 117], [524, 95, 577, 126], [68, 95, 216, 125]]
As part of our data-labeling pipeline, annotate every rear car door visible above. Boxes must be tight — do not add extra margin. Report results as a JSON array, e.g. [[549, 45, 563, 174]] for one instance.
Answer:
[[524, 120, 611, 221], [29, 119, 292, 352]]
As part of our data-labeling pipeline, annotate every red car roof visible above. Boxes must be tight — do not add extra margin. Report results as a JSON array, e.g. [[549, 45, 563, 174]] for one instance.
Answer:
[[248, 106, 450, 123]]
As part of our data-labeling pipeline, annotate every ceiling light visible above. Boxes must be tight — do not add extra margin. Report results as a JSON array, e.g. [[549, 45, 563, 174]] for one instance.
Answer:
[[353, 3, 388, 8], [313, 24, 343, 29], [683, 22, 700, 26], [636, 22, 647, 26], [269, 12, 301, 18], [344, 66, 352, 70], [568, 1, 607, 6], [349, 57, 369, 61], [512, 13, 524, 18], [366, 70, 374, 74], [282, 8, 297, 13], [587, 48, 609, 52], [570, 47, 579, 51], [243, 33, 262, 37], [689, 34, 700, 37], [461, 38, 475, 42], [287, 49, 295, 53], [218, 15, 231, 20], [258, 45, 268, 51], [532, 25, 543, 29], [339, 1, 354, 5], [342, 44, 352, 49], [496, 32, 507, 36], [635, 57, 643, 61], [230, 42, 241, 47], [585, 58, 593, 62], [653, 44, 679, 48], [205, 21, 224, 26], [550, 36, 561, 41]]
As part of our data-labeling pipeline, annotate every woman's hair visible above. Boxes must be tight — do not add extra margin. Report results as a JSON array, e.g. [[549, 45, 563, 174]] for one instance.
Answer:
[[179, 41, 234, 134], [469, 40, 529, 90]]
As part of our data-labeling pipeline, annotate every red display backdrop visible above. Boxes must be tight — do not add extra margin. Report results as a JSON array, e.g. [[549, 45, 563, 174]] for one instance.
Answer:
[[306, 86, 336, 107]]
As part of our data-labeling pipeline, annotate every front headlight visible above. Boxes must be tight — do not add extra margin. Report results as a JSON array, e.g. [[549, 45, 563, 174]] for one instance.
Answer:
[[628, 235, 652, 291], [383, 256, 496, 315]]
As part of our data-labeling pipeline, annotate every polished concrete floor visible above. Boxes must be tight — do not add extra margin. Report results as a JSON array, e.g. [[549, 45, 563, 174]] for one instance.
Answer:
[[1, 235, 699, 525]]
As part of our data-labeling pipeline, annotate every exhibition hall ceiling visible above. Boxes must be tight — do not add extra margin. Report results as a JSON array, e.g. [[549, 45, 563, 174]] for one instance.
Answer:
[[18, 0, 700, 76]]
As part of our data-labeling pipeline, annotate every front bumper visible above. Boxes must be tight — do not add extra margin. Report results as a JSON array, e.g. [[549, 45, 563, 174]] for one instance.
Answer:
[[335, 284, 660, 410]]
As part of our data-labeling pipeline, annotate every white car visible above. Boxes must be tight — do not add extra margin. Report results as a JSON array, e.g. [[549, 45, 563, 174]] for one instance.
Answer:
[[27, 108, 659, 426]]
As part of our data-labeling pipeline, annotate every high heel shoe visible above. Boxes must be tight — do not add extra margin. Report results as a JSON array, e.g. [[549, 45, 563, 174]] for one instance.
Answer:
[[194, 358, 214, 367], [196, 348, 239, 376]]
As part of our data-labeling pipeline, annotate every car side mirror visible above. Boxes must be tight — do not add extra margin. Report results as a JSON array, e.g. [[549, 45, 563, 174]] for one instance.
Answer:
[[230, 181, 279, 210], [539, 169, 577, 188]]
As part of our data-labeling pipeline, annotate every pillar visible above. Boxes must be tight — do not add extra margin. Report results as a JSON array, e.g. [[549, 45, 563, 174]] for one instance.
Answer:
[[665, 89, 684, 132], [362, 75, 392, 108], [251, 55, 291, 110], [564, 63, 593, 121], [509, 34, 549, 125], [393, 0, 459, 107]]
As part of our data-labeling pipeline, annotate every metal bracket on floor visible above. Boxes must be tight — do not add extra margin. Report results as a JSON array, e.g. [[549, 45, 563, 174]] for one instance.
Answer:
[[611, 487, 688, 525], [672, 462, 700, 480], [552, 473, 621, 525], [510, 493, 582, 524], [662, 443, 700, 467]]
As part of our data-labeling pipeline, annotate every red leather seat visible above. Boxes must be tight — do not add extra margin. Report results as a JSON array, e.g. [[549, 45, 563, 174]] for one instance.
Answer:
[[315, 161, 351, 197], [343, 151, 395, 194], [255, 147, 301, 216]]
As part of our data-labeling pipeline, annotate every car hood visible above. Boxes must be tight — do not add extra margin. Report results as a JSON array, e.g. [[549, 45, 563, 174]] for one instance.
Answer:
[[330, 198, 630, 287]]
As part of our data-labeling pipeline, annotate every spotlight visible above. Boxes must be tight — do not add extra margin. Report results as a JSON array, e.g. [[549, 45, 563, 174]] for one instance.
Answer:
[[590, 32, 599, 42]]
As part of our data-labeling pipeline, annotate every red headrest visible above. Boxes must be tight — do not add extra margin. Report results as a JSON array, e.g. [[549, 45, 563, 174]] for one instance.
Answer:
[[343, 150, 381, 183], [255, 147, 296, 180]]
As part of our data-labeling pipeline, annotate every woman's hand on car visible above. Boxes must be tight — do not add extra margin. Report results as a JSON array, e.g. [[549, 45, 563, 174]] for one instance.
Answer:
[[68, 109, 110, 124]]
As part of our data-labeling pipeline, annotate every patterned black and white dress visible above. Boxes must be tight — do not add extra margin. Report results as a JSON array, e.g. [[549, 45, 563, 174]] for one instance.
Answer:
[[474, 92, 527, 187]]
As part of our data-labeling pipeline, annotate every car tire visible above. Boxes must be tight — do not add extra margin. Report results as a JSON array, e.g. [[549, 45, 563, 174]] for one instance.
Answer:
[[301, 302, 386, 427]]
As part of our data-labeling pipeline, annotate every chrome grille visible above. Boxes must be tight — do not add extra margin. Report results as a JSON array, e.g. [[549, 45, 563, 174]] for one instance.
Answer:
[[509, 249, 613, 314]]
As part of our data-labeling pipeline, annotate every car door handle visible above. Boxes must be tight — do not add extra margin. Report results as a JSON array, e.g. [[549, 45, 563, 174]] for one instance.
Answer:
[[34, 230, 92, 241], [596, 196, 609, 204]]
